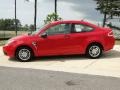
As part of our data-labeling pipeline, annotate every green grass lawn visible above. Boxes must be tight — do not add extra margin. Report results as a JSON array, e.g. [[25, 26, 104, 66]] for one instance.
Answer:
[[0, 31, 28, 38], [0, 31, 28, 46], [0, 40, 7, 46], [116, 40, 120, 45]]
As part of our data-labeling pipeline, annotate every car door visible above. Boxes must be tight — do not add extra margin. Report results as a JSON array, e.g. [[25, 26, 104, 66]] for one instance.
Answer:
[[36, 23, 72, 56], [67, 23, 94, 54]]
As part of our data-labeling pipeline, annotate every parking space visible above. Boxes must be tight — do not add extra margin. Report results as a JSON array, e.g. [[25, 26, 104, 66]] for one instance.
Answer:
[[0, 45, 120, 78]]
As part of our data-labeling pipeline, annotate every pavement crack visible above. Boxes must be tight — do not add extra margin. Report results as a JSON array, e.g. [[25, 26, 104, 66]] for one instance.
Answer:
[[84, 60, 99, 69]]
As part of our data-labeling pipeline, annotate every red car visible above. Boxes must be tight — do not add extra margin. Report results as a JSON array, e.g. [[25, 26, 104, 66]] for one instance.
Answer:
[[3, 20, 115, 62]]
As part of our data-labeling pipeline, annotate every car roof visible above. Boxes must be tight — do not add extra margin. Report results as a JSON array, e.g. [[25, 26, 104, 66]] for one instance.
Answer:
[[50, 20, 98, 28]]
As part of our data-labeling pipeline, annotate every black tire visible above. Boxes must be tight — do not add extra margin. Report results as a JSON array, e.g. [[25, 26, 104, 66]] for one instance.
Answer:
[[15, 47, 34, 62], [86, 44, 102, 59]]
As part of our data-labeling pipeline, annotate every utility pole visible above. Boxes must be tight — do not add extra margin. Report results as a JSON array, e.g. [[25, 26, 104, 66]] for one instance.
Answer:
[[34, 0, 37, 31], [15, 0, 17, 36], [55, 0, 57, 21]]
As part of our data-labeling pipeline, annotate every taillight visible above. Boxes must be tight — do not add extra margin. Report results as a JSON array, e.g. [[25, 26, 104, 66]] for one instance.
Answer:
[[108, 31, 114, 37]]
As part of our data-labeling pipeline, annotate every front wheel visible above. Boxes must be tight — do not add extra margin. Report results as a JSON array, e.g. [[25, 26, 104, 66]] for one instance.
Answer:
[[86, 44, 102, 59], [15, 47, 33, 62]]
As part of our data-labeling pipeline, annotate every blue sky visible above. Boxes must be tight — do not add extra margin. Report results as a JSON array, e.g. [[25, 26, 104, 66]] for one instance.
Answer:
[[0, 0, 119, 26]]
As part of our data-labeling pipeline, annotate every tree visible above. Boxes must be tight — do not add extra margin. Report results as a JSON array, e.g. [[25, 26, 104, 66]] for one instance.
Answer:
[[0, 19, 21, 31], [29, 24, 35, 32], [23, 24, 29, 31], [94, 0, 120, 27], [107, 22, 120, 30], [44, 13, 62, 24]]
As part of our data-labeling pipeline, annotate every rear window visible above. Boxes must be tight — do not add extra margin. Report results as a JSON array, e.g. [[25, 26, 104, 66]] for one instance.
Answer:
[[74, 24, 93, 33]]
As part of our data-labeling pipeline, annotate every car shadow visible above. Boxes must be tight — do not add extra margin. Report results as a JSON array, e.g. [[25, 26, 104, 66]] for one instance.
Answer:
[[9, 50, 120, 62], [34, 55, 87, 62], [9, 55, 87, 62], [102, 50, 120, 59]]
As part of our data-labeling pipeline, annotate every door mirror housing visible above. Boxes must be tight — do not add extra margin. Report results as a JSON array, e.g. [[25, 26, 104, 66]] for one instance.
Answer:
[[41, 33, 47, 38]]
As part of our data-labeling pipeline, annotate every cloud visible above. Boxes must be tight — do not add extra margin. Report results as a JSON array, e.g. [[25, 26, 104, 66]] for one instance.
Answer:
[[0, 0, 119, 26], [0, 0, 102, 25], [43, 0, 103, 23]]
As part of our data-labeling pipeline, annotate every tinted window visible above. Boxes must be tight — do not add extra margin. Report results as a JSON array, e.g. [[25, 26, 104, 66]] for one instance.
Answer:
[[74, 24, 93, 33], [45, 24, 71, 35]]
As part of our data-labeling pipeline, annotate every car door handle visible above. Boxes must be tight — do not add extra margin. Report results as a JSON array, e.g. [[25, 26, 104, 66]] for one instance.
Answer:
[[64, 35, 70, 39]]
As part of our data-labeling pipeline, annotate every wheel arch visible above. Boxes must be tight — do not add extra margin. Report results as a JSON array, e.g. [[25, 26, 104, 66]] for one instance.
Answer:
[[15, 45, 35, 57], [85, 42, 104, 54]]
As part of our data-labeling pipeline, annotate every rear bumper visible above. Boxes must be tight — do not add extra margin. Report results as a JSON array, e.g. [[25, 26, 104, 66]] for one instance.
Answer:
[[104, 37, 115, 51]]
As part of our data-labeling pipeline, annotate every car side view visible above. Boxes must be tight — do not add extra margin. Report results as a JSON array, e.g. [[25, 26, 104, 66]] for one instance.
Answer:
[[3, 20, 115, 62]]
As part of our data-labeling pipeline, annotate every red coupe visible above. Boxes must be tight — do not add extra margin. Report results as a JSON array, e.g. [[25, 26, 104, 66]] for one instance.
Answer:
[[3, 20, 115, 62]]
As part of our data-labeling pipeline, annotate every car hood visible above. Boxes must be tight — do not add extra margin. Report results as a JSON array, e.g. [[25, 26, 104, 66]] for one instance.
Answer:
[[10, 34, 31, 41]]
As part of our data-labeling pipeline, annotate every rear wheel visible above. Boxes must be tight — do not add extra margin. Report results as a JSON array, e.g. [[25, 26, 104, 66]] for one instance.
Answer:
[[15, 47, 33, 62], [86, 44, 102, 59]]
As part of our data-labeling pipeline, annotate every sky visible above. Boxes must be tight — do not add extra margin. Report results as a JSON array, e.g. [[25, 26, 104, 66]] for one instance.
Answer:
[[0, 0, 119, 27]]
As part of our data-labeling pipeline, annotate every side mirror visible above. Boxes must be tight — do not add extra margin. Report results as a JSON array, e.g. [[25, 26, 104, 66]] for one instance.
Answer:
[[41, 33, 47, 38], [28, 32, 32, 35]]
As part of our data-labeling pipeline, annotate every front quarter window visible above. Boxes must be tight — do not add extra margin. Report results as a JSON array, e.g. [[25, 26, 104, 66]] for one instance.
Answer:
[[31, 24, 47, 35]]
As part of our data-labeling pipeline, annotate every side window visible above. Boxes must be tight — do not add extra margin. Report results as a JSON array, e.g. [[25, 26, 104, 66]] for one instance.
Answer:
[[75, 25, 83, 32], [74, 24, 93, 33], [45, 24, 71, 35]]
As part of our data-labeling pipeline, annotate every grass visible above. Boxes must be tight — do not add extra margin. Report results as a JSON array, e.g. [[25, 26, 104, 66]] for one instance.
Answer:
[[116, 40, 120, 45], [0, 40, 7, 46], [0, 31, 28, 38], [0, 30, 28, 46]]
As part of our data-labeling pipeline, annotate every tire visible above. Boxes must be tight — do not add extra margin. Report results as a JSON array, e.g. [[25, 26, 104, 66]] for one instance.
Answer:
[[15, 47, 34, 62], [86, 44, 102, 59]]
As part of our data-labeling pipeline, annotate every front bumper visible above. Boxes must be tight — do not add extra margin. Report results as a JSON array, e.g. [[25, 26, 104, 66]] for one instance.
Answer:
[[3, 50, 7, 56], [3, 45, 15, 58]]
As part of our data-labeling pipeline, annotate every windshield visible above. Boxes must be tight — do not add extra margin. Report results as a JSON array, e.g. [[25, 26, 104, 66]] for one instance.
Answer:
[[31, 24, 46, 35]]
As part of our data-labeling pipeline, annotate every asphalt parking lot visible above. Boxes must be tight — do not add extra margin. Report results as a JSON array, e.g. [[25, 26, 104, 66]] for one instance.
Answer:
[[0, 45, 120, 78], [0, 66, 120, 90]]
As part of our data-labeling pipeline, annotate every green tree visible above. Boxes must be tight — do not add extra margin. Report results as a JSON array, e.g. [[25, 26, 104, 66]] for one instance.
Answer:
[[0, 19, 21, 31], [23, 24, 29, 31], [44, 13, 62, 24], [29, 24, 35, 32], [107, 22, 120, 30], [94, 0, 120, 27], [0, 19, 5, 30]]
